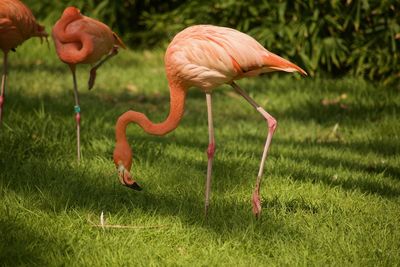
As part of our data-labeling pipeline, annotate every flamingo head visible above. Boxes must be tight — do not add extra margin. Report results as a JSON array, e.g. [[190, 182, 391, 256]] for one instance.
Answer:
[[32, 23, 48, 46], [62, 6, 82, 20], [34, 24, 48, 38], [113, 141, 142, 191]]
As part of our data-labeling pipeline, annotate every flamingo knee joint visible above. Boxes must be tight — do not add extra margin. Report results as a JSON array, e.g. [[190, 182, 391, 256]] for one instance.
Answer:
[[257, 107, 277, 132], [269, 117, 277, 132], [207, 143, 216, 159]]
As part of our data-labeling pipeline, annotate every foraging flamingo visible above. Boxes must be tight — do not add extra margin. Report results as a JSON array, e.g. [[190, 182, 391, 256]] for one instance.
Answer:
[[52, 6, 126, 161], [0, 0, 47, 123], [113, 25, 307, 217]]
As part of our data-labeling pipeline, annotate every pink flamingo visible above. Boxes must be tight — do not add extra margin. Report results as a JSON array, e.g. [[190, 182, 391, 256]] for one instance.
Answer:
[[113, 25, 307, 217], [52, 7, 126, 161], [0, 0, 47, 123]]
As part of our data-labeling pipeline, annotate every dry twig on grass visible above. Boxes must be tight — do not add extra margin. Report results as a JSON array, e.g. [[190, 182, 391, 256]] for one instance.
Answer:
[[86, 213, 169, 230]]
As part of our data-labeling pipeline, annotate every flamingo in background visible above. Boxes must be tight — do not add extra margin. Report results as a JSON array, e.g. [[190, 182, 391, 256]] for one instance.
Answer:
[[0, 0, 48, 123], [52, 6, 126, 161], [113, 25, 307, 217]]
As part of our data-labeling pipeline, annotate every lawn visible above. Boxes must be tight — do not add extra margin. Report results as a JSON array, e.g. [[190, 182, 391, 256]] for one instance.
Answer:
[[0, 37, 399, 266]]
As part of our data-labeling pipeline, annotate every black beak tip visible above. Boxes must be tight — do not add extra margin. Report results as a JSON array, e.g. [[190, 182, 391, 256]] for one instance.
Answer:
[[126, 182, 142, 191]]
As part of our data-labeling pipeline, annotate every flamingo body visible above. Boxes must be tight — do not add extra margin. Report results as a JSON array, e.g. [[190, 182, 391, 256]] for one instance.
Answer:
[[52, 7, 125, 65], [0, 0, 47, 52], [114, 25, 307, 216], [165, 25, 306, 91]]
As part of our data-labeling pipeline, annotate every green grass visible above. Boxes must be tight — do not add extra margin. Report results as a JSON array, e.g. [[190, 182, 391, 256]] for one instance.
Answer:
[[1, 38, 399, 266]]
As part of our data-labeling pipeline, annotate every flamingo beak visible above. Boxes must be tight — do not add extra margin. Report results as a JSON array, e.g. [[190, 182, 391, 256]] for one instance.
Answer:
[[127, 182, 142, 191], [117, 164, 142, 191]]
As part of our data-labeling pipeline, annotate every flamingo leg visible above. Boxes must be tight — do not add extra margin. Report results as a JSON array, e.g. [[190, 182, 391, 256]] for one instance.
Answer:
[[204, 92, 215, 217], [88, 46, 119, 90], [70, 65, 81, 162], [231, 82, 277, 218], [0, 52, 9, 123]]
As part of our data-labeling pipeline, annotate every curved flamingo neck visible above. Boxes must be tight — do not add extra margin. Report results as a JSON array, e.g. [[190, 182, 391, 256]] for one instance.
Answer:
[[55, 13, 82, 42], [52, 11, 94, 64], [116, 79, 187, 144]]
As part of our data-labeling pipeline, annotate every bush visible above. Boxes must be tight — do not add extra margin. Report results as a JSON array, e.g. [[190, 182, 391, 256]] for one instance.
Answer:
[[25, 0, 399, 84], [141, 0, 399, 84]]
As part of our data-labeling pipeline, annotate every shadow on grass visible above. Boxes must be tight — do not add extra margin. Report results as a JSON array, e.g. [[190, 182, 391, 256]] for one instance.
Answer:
[[2, 86, 399, 200], [278, 139, 400, 179], [1, 79, 399, 229], [141, 143, 400, 199], [0, 220, 45, 266], [280, 97, 398, 127], [0, 157, 300, 240], [0, 217, 70, 266], [130, 128, 400, 197]]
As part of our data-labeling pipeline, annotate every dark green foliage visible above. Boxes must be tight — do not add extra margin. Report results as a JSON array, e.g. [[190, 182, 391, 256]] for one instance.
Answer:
[[140, 0, 399, 84], [24, 0, 183, 45], [25, 0, 399, 84]]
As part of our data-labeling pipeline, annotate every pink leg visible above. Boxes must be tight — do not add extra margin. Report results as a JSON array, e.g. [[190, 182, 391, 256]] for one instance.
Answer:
[[204, 92, 215, 217], [231, 82, 277, 218], [0, 52, 8, 124], [70, 65, 81, 162], [88, 46, 119, 90]]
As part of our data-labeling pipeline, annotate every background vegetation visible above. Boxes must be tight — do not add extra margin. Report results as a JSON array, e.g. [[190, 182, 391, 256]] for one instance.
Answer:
[[25, 0, 400, 85]]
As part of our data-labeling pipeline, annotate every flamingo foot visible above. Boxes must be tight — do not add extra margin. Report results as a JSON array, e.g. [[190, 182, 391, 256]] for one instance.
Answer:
[[88, 46, 119, 90], [88, 68, 97, 90]]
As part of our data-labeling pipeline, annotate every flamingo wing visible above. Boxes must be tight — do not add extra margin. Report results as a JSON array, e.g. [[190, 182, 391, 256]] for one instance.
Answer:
[[113, 32, 127, 49], [0, 18, 16, 33], [166, 25, 306, 90]]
